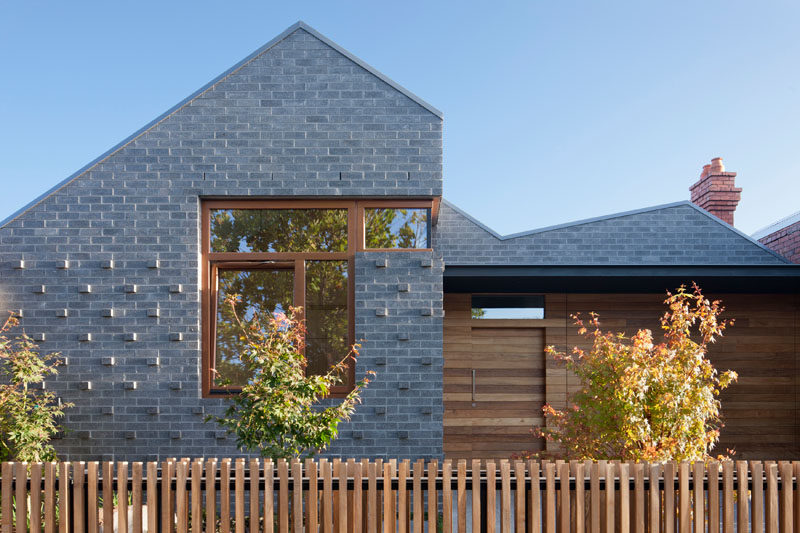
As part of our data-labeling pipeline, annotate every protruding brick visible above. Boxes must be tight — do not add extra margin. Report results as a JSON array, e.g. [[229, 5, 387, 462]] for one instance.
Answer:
[[58, 260, 70, 269], [169, 284, 183, 293], [147, 308, 160, 317], [124, 333, 137, 342], [124, 381, 138, 390], [215, 431, 227, 440], [78, 333, 92, 342], [352, 430, 364, 440], [375, 258, 388, 268], [397, 430, 409, 440], [397, 332, 409, 341], [398, 381, 410, 390], [169, 381, 183, 390], [124, 284, 138, 293], [101, 259, 115, 269], [170, 431, 182, 439], [125, 431, 137, 440], [15, 259, 25, 269], [78, 284, 92, 293], [148, 406, 161, 415], [419, 258, 433, 268], [170, 332, 183, 342], [375, 308, 388, 317], [33, 333, 45, 342], [420, 356, 433, 366], [397, 283, 410, 292], [34, 285, 45, 294], [78, 381, 92, 390], [147, 259, 160, 269], [56, 309, 68, 318], [12, 309, 23, 318], [102, 406, 114, 415], [420, 308, 433, 316], [375, 406, 386, 415], [192, 406, 205, 415], [421, 406, 433, 415], [374, 357, 387, 366], [101, 357, 116, 366], [146, 357, 161, 366]]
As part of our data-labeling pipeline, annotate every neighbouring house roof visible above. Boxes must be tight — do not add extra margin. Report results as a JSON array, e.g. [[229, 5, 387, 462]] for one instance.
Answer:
[[0, 21, 442, 229], [435, 199, 792, 266], [752, 210, 800, 240]]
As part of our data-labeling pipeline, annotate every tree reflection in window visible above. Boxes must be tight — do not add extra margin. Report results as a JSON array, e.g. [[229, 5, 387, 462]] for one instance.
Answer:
[[364, 208, 429, 249], [215, 268, 294, 388], [210, 209, 348, 253], [305, 260, 349, 386]]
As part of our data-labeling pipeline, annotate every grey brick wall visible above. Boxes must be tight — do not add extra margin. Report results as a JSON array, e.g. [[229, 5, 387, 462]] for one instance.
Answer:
[[0, 26, 443, 461], [435, 201, 788, 266]]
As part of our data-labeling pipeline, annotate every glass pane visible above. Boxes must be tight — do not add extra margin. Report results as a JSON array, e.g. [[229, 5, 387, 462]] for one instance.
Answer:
[[364, 208, 429, 249], [215, 268, 294, 388], [471, 294, 545, 319], [305, 260, 350, 386], [210, 209, 348, 253]]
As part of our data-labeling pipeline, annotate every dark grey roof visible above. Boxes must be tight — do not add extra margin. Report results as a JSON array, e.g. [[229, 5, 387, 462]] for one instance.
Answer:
[[435, 200, 791, 265]]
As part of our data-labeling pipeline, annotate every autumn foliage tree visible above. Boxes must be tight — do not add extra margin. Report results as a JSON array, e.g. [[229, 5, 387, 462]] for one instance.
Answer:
[[207, 297, 374, 460], [537, 284, 737, 462]]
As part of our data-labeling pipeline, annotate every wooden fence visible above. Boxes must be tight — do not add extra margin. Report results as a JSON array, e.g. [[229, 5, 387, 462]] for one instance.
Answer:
[[1, 458, 799, 532]]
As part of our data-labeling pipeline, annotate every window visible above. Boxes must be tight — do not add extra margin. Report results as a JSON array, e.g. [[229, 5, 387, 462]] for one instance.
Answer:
[[202, 199, 433, 397], [471, 294, 545, 320]]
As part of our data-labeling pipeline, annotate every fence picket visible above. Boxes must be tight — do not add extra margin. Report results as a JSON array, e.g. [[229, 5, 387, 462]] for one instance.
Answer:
[[751, 461, 764, 533], [679, 462, 690, 533], [337, 461, 348, 533], [353, 461, 363, 533], [693, 461, 704, 533], [133, 462, 143, 533], [456, 461, 466, 533], [44, 462, 56, 533], [544, 462, 556, 533], [306, 460, 317, 533], [263, 460, 273, 533], [398, 460, 408, 533], [707, 461, 719, 533], [368, 461, 378, 533], [293, 461, 304, 533], [191, 459, 201, 533], [177, 460, 189, 533], [633, 463, 644, 533], [722, 461, 734, 533], [618, 463, 630, 533], [14, 463, 26, 533], [321, 459, 332, 533], [766, 463, 778, 533], [500, 461, 511, 533], [529, 461, 541, 533], [30, 462, 43, 533], [147, 462, 158, 533], [412, 461, 422, 533], [780, 462, 793, 533], [205, 460, 217, 533], [486, 462, 496, 533], [385, 461, 397, 533], [58, 462, 69, 533], [736, 461, 748, 533], [558, 462, 570, 533], [278, 460, 290, 533], [234, 459, 245, 533], [603, 462, 614, 533], [514, 461, 526, 533], [1, 463, 11, 533], [573, 462, 585, 533], [649, 463, 661, 533], [249, 459, 259, 533], [440, 460, 451, 533]]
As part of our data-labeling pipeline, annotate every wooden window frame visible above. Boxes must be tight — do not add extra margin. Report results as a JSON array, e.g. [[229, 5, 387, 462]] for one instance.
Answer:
[[201, 198, 434, 398]]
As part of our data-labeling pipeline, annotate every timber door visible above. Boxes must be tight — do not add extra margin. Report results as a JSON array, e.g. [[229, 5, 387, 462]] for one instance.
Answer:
[[443, 294, 546, 459]]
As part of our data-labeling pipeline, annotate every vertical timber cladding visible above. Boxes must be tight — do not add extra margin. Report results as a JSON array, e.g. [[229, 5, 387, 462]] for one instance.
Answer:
[[444, 291, 799, 460], [443, 294, 547, 459]]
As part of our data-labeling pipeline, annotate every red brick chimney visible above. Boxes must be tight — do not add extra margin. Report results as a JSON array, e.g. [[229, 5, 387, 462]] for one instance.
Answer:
[[689, 157, 742, 225]]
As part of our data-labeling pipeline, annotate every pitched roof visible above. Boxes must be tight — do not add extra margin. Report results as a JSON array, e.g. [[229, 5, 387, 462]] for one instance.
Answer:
[[435, 200, 791, 265], [1, 21, 441, 228], [752, 209, 800, 240]]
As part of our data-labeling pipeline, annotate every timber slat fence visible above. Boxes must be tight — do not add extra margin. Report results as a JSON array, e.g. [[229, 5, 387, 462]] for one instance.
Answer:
[[1, 459, 799, 532]]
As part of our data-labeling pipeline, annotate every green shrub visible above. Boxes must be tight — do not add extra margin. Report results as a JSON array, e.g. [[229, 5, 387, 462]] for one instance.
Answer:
[[0, 313, 72, 462]]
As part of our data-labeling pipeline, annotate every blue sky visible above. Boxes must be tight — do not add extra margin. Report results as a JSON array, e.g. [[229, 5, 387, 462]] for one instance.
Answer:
[[2, 1, 799, 235]]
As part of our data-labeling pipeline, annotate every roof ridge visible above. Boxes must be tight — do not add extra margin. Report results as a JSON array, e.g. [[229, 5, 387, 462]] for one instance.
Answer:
[[751, 209, 800, 240], [1, 21, 441, 229]]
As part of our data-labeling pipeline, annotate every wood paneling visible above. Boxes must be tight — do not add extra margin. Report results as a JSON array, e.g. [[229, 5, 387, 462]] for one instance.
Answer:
[[444, 290, 798, 459], [443, 294, 546, 459]]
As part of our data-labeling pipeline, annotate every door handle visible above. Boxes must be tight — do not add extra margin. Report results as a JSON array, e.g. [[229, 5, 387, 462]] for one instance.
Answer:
[[471, 368, 476, 405]]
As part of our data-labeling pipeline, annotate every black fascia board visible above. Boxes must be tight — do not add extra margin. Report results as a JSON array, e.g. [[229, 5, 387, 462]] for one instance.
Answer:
[[444, 265, 800, 294]]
